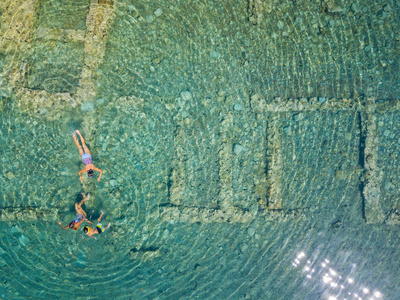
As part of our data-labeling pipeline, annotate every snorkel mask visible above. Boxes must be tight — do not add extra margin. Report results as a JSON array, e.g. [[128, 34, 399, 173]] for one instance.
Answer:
[[88, 170, 94, 178]]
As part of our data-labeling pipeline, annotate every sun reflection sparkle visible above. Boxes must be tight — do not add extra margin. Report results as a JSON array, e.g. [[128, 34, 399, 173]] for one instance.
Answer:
[[292, 251, 383, 300]]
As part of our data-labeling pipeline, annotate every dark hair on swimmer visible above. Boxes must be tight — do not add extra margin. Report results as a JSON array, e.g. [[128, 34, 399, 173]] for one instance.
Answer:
[[69, 222, 75, 228], [83, 226, 89, 233], [88, 169, 94, 177]]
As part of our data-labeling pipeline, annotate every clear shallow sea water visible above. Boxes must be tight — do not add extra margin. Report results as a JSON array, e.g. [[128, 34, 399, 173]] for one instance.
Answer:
[[0, 0, 399, 299]]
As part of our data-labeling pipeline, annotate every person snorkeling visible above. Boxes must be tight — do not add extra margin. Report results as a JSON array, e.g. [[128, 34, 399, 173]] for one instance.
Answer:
[[83, 211, 111, 240], [57, 193, 90, 230], [73, 130, 103, 182]]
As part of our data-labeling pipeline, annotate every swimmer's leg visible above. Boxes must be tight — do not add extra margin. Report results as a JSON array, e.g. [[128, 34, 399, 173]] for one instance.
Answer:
[[73, 131, 84, 157], [80, 192, 90, 203], [76, 193, 90, 217], [98, 211, 104, 223], [75, 130, 91, 155], [75, 202, 84, 217]]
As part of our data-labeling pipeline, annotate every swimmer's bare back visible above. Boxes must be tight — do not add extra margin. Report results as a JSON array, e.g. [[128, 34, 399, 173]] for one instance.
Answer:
[[83, 211, 110, 239], [85, 222, 111, 239]]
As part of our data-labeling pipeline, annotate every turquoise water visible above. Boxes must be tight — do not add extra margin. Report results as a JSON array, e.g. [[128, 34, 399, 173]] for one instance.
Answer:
[[0, 0, 399, 299]]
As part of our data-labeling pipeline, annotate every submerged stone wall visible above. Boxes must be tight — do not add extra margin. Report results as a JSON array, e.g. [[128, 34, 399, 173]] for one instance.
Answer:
[[2, 96, 400, 225], [0, 0, 399, 233], [0, 0, 398, 112], [0, 0, 399, 299]]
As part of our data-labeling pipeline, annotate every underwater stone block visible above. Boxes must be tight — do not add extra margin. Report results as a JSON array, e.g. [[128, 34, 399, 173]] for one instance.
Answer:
[[376, 111, 400, 224], [37, 0, 90, 30], [26, 41, 84, 93], [279, 111, 361, 210], [0, 53, 5, 74]]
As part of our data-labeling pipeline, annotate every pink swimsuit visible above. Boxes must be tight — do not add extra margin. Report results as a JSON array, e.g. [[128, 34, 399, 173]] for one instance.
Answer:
[[82, 153, 93, 165]]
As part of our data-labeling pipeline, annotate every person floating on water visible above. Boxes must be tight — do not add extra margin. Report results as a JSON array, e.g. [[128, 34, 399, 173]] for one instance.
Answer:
[[73, 130, 103, 182], [58, 193, 90, 230], [83, 211, 111, 239]]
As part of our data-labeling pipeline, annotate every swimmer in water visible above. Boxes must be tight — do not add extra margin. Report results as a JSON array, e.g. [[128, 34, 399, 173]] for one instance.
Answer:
[[57, 193, 90, 230], [83, 211, 111, 240], [73, 130, 103, 182]]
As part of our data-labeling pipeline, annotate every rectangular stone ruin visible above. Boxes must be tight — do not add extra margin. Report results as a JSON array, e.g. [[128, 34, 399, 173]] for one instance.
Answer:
[[26, 41, 85, 93], [278, 110, 362, 211], [366, 110, 400, 225]]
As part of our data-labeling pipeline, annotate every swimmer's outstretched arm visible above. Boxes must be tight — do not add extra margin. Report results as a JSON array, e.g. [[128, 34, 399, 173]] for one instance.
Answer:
[[78, 169, 86, 182], [93, 167, 103, 181], [57, 222, 69, 229]]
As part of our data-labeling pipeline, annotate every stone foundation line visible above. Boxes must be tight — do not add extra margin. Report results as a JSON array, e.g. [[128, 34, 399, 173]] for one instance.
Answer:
[[265, 116, 283, 210], [77, 1, 115, 102], [261, 96, 399, 113], [0, 207, 57, 222], [169, 125, 186, 206], [362, 113, 387, 224], [0, 1, 115, 111], [218, 114, 235, 211], [158, 204, 305, 224]]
